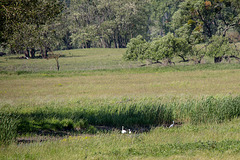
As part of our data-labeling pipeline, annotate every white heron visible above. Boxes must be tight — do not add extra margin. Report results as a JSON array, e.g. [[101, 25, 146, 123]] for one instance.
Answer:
[[121, 126, 127, 134], [128, 129, 131, 134], [169, 121, 174, 128]]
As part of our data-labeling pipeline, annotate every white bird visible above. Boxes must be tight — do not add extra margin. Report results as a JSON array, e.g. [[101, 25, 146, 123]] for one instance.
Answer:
[[128, 129, 131, 134], [121, 126, 127, 134], [169, 121, 174, 128]]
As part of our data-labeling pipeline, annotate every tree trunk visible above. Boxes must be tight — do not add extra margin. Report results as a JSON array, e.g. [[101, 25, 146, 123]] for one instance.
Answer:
[[114, 38, 117, 48], [214, 57, 223, 63], [41, 47, 48, 59], [55, 58, 60, 71], [178, 55, 189, 62], [86, 40, 91, 48], [25, 48, 30, 58], [40, 48, 44, 58], [30, 48, 35, 58]]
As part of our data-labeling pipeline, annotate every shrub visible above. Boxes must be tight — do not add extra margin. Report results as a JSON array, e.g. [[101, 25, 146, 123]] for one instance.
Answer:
[[60, 119, 74, 130], [206, 35, 237, 63], [125, 33, 192, 64], [123, 35, 149, 61]]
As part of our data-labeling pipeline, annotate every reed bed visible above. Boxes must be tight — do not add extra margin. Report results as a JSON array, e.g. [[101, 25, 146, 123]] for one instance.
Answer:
[[1, 96, 239, 139]]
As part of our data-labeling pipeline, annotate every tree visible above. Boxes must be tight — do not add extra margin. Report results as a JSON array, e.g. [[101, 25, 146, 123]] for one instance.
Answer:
[[170, 0, 240, 63], [123, 35, 149, 61], [0, 0, 64, 57], [171, 0, 240, 39], [150, 0, 183, 37], [124, 33, 192, 65], [206, 35, 238, 63], [148, 33, 192, 64], [68, 0, 151, 48]]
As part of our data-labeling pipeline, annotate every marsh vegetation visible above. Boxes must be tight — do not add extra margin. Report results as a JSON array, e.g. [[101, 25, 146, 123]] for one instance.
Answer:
[[0, 48, 240, 159]]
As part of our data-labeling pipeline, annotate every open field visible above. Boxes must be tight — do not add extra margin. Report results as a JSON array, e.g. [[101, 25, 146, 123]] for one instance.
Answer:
[[0, 49, 141, 72], [0, 48, 240, 105], [0, 48, 240, 159], [1, 68, 240, 105]]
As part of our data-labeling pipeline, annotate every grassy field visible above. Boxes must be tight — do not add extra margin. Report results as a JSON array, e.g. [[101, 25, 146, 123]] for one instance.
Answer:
[[0, 48, 141, 72], [0, 48, 240, 159], [1, 119, 240, 159]]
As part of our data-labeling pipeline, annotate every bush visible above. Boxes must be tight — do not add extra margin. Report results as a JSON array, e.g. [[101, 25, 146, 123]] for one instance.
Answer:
[[74, 119, 89, 129], [123, 35, 149, 61], [124, 33, 192, 64], [206, 35, 237, 63], [60, 119, 74, 130]]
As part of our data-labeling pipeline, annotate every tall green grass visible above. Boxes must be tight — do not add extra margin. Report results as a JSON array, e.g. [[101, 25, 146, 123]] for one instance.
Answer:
[[172, 96, 240, 124], [0, 109, 19, 145], [15, 102, 173, 134], [1, 96, 239, 137]]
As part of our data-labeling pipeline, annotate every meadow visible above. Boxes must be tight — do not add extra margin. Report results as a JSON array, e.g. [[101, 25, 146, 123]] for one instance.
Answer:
[[0, 48, 240, 159]]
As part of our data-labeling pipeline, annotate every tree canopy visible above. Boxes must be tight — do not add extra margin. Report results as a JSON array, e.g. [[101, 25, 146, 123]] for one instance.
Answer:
[[0, 0, 64, 57], [0, 0, 239, 62], [124, 0, 240, 64]]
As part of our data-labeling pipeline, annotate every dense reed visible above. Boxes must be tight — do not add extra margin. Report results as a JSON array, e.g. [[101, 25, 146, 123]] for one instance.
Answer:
[[1, 96, 239, 137]]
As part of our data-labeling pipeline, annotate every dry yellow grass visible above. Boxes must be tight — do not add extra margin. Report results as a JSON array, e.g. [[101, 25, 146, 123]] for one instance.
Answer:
[[1, 69, 240, 105]]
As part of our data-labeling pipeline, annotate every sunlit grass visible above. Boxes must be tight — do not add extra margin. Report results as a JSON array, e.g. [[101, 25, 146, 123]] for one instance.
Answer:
[[0, 68, 240, 105], [0, 48, 142, 72], [1, 47, 239, 72]]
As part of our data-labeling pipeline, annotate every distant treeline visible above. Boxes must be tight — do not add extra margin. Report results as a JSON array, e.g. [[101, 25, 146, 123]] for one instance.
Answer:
[[0, 0, 240, 58]]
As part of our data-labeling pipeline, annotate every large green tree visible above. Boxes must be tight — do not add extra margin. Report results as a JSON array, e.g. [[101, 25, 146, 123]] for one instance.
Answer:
[[68, 0, 151, 48], [150, 0, 183, 37], [124, 33, 192, 65], [171, 0, 240, 62], [0, 0, 64, 57], [172, 0, 240, 39]]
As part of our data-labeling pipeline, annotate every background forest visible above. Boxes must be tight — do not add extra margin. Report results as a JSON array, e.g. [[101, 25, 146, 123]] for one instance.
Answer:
[[1, 0, 239, 61]]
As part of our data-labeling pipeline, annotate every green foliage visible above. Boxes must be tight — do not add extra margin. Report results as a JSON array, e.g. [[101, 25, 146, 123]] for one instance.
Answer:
[[74, 119, 89, 129], [16, 102, 173, 130], [148, 33, 176, 61], [124, 35, 149, 61], [175, 24, 205, 44], [1, 118, 240, 159], [0, 0, 65, 55], [150, 0, 182, 37], [87, 125, 97, 134], [171, 0, 240, 39], [60, 119, 74, 130], [125, 33, 192, 63], [68, 0, 151, 48], [17, 118, 75, 133], [206, 35, 237, 58]]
